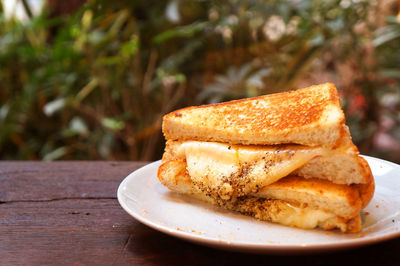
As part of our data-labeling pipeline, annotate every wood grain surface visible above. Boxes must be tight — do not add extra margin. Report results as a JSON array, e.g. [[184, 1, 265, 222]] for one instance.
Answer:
[[1, 161, 399, 266]]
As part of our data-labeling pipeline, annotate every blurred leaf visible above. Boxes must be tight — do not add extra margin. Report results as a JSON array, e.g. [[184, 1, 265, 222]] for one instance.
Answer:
[[373, 25, 400, 47], [76, 78, 98, 102], [99, 132, 114, 158], [109, 9, 129, 34], [43, 146, 68, 161], [43, 98, 66, 117], [69, 116, 89, 136], [101, 117, 125, 131], [380, 69, 400, 79], [386, 16, 400, 24], [81, 10, 93, 30], [0, 104, 9, 121], [96, 56, 123, 66], [121, 35, 139, 58], [153, 21, 208, 44], [247, 68, 271, 88], [166, 1, 180, 23]]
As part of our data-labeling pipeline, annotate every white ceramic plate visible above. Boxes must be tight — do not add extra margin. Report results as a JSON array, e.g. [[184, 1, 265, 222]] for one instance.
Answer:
[[117, 156, 400, 254]]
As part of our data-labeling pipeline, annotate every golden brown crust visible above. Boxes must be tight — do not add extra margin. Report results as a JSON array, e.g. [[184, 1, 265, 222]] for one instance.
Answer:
[[357, 156, 374, 185], [318, 215, 361, 233], [270, 175, 374, 207], [261, 176, 374, 219], [266, 176, 362, 210], [157, 159, 195, 195], [354, 164, 375, 209], [163, 83, 345, 146]]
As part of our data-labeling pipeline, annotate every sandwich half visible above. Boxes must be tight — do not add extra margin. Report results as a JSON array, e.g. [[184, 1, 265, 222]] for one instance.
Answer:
[[158, 83, 374, 232]]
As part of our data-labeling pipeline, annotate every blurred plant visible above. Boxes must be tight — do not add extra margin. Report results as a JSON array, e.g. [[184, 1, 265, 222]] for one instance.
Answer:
[[199, 64, 271, 102], [0, 0, 398, 162], [369, 14, 400, 162], [200, 0, 370, 101], [0, 1, 179, 160]]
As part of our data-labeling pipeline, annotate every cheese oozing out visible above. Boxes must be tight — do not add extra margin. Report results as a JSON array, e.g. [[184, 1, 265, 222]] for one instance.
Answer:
[[240, 199, 337, 229], [190, 192, 337, 230], [176, 141, 329, 200], [274, 204, 336, 229]]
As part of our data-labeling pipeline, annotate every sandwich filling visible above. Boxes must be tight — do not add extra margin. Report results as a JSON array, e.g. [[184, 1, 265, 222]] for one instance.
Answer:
[[191, 192, 338, 229], [174, 141, 330, 201]]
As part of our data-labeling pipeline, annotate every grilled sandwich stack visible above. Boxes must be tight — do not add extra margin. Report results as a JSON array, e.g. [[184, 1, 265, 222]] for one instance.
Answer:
[[157, 83, 374, 232]]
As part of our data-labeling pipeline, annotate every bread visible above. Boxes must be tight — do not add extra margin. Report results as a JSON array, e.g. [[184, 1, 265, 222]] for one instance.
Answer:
[[163, 83, 345, 147], [294, 150, 372, 185]]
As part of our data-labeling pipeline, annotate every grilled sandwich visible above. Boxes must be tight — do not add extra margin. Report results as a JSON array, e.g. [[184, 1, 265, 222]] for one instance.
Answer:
[[157, 83, 374, 232]]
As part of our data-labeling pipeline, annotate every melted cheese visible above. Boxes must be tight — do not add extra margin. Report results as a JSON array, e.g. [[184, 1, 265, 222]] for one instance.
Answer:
[[264, 202, 336, 229], [178, 141, 329, 200], [192, 191, 336, 229]]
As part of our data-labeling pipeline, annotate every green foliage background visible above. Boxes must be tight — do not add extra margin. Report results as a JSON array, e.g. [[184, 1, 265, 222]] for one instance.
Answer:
[[0, 0, 399, 162]]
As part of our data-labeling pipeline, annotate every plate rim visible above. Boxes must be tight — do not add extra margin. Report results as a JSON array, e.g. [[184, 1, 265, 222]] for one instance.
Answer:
[[117, 156, 400, 253]]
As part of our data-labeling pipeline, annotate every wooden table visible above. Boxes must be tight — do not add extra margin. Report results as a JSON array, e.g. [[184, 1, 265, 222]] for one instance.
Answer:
[[1, 161, 399, 266]]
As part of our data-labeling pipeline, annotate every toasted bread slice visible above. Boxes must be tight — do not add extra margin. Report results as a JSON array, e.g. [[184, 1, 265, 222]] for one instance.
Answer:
[[163, 140, 372, 185], [255, 176, 374, 218], [157, 160, 374, 232], [294, 149, 372, 185], [163, 83, 346, 147]]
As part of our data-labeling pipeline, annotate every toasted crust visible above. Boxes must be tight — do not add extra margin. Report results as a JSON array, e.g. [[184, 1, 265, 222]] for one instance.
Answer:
[[354, 163, 375, 209], [257, 176, 374, 219], [163, 83, 345, 147], [294, 147, 372, 185], [157, 160, 370, 232]]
